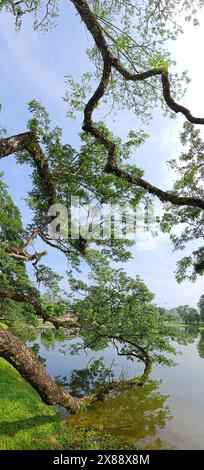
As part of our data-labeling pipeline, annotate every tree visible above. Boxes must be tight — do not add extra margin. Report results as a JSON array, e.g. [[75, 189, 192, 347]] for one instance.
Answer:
[[41, 289, 71, 319], [157, 307, 179, 323], [70, 260, 178, 375], [0, 175, 40, 327], [198, 295, 204, 322], [177, 305, 200, 324], [0, 0, 204, 412]]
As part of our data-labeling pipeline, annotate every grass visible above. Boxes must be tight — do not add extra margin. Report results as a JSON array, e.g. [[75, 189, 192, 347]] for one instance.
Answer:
[[164, 321, 204, 327], [0, 358, 134, 450], [36, 319, 55, 329]]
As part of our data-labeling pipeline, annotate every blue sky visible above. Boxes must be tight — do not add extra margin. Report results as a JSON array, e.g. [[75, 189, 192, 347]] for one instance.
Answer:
[[0, 4, 203, 308]]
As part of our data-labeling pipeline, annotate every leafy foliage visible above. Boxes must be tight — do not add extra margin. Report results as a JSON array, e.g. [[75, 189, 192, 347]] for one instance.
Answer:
[[14, 99, 147, 270], [0, 176, 39, 326], [177, 305, 200, 323], [70, 260, 177, 367], [161, 123, 204, 281]]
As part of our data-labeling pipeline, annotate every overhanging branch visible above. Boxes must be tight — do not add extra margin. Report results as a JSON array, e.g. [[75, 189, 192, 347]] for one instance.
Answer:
[[71, 0, 204, 123], [81, 62, 204, 210], [69, 0, 204, 208]]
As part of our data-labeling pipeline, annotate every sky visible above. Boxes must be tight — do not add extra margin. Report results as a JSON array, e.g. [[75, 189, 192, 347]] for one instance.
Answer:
[[0, 3, 203, 308]]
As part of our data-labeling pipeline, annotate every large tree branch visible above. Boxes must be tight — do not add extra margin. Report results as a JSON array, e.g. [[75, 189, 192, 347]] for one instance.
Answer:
[[0, 324, 151, 413], [71, 0, 204, 124], [82, 62, 204, 210], [106, 164, 204, 209], [0, 131, 32, 156], [0, 326, 96, 412], [68, 1, 204, 210], [0, 289, 152, 389], [2, 3, 204, 212], [90, 335, 153, 397], [70, 1, 163, 80], [1, 129, 203, 211], [0, 133, 88, 255]]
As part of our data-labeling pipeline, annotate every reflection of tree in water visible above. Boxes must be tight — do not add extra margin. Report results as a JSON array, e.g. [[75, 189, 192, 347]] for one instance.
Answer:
[[11, 325, 69, 348], [172, 326, 204, 360], [168, 325, 204, 363], [31, 342, 47, 367], [182, 327, 199, 341], [197, 330, 204, 359], [167, 326, 199, 345], [27, 328, 69, 366], [40, 328, 68, 350], [68, 378, 171, 450], [55, 358, 116, 397]]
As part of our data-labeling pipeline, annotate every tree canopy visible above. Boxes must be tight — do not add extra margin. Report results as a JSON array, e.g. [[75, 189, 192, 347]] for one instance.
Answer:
[[177, 305, 200, 324]]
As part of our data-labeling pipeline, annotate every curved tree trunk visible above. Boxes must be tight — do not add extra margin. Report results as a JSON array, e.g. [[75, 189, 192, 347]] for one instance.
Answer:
[[0, 326, 85, 412], [0, 326, 152, 414]]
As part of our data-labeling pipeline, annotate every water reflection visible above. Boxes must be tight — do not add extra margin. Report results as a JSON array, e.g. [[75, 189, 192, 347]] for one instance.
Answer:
[[24, 328, 70, 367], [55, 358, 116, 397], [24, 325, 204, 449], [197, 330, 204, 359], [68, 379, 171, 450], [31, 342, 47, 367], [40, 329, 68, 349]]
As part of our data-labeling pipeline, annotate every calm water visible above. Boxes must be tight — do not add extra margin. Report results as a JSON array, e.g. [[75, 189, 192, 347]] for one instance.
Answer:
[[29, 328, 204, 450]]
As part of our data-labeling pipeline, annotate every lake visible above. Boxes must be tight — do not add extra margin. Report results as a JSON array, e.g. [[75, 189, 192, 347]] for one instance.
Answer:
[[28, 327, 204, 450]]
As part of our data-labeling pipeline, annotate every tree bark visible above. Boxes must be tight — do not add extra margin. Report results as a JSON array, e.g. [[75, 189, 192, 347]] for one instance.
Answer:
[[0, 326, 81, 412]]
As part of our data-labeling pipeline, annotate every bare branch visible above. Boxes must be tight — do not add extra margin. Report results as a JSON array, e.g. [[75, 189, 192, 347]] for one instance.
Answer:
[[5, 245, 47, 263]]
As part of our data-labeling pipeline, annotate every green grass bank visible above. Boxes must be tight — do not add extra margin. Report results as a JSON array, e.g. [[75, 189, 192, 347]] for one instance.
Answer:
[[0, 357, 133, 450]]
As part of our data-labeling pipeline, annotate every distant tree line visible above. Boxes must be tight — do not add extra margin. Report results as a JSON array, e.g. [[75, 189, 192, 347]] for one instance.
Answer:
[[160, 295, 204, 324]]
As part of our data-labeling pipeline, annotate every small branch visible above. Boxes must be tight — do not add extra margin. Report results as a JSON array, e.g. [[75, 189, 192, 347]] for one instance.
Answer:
[[23, 229, 39, 251], [5, 245, 47, 263]]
